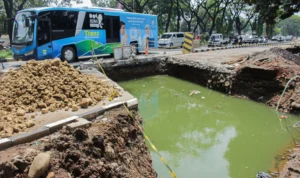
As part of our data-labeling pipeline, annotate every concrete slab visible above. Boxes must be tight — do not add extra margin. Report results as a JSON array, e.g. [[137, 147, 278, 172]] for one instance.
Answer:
[[0, 138, 12, 151], [10, 126, 50, 147], [171, 45, 290, 74], [66, 118, 91, 131], [45, 116, 78, 133], [77, 107, 105, 121], [127, 98, 138, 109], [102, 101, 124, 110]]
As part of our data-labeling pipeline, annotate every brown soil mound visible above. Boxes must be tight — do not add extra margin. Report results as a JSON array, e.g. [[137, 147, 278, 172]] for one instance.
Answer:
[[250, 47, 300, 65], [234, 47, 300, 113], [0, 59, 118, 138], [0, 108, 157, 178]]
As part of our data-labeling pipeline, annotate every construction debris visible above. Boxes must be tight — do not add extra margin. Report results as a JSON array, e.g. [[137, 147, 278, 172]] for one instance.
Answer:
[[233, 47, 300, 113], [0, 108, 157, 178], [0, 59, 119, 138]]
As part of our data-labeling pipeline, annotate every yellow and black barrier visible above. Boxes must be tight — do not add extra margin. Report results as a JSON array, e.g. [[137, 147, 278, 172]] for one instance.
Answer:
[[182, 32, 194, 54]]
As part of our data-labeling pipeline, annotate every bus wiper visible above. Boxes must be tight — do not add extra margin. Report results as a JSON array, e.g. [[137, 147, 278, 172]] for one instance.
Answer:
[[12, 42, 28, 45]]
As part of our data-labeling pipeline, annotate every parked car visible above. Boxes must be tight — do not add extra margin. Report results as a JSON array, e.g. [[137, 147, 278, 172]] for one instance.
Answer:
[[236, 35, 246, 45], [208, 34, 229, 47], [244, 35, 259, 44], [230, 36, 239, 45], [158, 32, 185, 48], [271, 36, 280, 41], [285, 36, 293, 41], [278, 36, 286, 42]]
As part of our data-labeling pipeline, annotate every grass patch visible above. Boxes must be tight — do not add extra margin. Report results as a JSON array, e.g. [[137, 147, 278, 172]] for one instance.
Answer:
[[0, 50, 13, 59]]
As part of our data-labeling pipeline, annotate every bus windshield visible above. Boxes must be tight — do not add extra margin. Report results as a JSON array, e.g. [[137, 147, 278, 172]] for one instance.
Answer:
[[12, 11, 35, 45]]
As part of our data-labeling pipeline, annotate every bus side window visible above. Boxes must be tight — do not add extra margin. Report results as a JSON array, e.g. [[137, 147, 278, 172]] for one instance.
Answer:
[[38, 20, 50, 46], [104, 17, 111, 42], [104, 16, 120, 43]]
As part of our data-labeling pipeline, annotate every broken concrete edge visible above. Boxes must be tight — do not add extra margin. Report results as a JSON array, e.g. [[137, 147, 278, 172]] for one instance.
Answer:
[[0, 97, 139, 151], [66, 118, 92, 131], [126, 98, 138, 109], [190, 42, 299, 54], [45, 116, 79, 133], [0, 138, 12, 150]]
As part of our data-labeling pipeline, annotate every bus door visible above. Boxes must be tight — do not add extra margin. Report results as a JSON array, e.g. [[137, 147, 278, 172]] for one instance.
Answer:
[[37, 19, 53, 59]]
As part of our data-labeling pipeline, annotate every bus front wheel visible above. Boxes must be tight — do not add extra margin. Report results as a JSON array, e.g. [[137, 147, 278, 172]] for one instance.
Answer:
[[62, 46, 76, 62]]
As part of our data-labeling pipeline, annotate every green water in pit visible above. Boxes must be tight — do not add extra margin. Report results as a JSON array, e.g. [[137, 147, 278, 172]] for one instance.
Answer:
[[119, 75, 300, 178]]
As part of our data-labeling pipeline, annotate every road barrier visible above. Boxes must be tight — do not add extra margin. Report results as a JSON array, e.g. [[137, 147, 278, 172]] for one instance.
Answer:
[[182, 32, 194, 54], [193, 42, 300, 53]]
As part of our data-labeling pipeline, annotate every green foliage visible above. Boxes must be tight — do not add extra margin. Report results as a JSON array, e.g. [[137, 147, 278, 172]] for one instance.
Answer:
[[246, 0, 300, 24], [0, 50, 13, 59], [90, 0, 117, 7], [277, 15, 300, 36], [200, 32, 210, 42], [273, 27, 281, 36]]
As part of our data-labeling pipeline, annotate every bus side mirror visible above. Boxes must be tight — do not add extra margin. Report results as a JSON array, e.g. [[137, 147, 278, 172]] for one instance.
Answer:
[[25, 19, 30, 27]]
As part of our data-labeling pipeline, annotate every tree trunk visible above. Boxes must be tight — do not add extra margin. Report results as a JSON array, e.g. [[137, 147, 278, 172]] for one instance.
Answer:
[[176, 0, 180, 32], [3, 0, 13, 44], [235, 17, 242, 35], [209, 19, 216, 35], [187, 22, 191, 32], [193, 25, 196, 33], [165, 0, 174, 32]]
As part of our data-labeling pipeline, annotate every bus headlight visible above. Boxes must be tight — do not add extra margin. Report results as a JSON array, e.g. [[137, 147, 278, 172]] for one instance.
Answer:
[[24, 50, 34, 56]]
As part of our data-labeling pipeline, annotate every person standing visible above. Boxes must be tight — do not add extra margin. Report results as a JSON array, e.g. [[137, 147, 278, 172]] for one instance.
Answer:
[[143, 24, 150, 51]]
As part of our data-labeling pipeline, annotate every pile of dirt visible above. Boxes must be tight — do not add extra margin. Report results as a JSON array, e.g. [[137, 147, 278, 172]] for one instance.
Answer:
[[277, 148, 300, 178], [0, 108, 157, 178], [234, 47, 300, 113], [0, 59, 118, 138]]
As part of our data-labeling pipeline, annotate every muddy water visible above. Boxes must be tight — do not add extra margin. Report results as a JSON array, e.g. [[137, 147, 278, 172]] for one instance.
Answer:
[[119, 75, 300, 178]]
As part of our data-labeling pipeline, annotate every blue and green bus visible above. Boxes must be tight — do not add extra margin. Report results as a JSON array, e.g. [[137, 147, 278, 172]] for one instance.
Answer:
[[11, 7, 158, 62]]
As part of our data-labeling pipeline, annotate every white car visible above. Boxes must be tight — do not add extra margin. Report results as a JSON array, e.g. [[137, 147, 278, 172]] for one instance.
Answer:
[[278, 36, 286, 42], [158, 32, 185, 48], [208, 34, 229, 47]]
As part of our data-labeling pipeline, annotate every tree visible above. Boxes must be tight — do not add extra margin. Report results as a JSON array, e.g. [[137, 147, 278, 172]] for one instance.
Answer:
[[245, 0, 300, 23], [229, 0, 255, 35], [203, 0, 232, 35], [178, 2, 194, 32], [114, 0, 151, 13], [165, 0, 174, 32], [90, 0, 117, 7], [277, 15, 300, 36], [180, 0, 212, 34]]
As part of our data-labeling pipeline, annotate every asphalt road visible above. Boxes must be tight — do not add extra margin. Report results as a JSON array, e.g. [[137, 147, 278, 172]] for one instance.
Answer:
[[0, 42, 292, 72]]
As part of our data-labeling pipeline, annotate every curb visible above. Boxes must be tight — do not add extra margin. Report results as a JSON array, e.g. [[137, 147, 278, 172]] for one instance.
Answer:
[[0, 98, 139, 151], [190, 42, 299, 54], [1, 58, 15, 62]]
